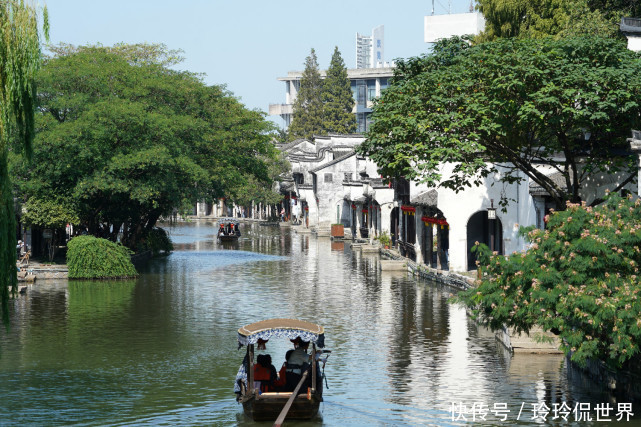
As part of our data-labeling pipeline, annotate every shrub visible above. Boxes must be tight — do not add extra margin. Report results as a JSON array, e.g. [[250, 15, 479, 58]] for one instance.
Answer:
[[378, 231, 391, 247], [144, 227, 173, 256], [67, 236, 137, 279], [456, 194, 641, 369]]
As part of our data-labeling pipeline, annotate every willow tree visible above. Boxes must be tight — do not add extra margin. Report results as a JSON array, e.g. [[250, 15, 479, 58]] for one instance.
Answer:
[[0, 2, 48, 322]]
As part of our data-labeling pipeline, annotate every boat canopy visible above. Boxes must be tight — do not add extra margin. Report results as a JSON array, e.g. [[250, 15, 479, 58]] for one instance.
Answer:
[[218, 217, 239, 224], [237, 318, 325, 348]]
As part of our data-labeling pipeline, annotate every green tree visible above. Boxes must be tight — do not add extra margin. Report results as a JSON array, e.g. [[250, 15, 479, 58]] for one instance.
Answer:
[[288, 48, 325, 141], [12, 44, 277, 250], [0, 1, 48, 321], [476, 0, 633, 41], [322, 47, 356, 134], [357, 36, 641, 210], [231, 153, 288, 208], [456, 195, 641, 369]]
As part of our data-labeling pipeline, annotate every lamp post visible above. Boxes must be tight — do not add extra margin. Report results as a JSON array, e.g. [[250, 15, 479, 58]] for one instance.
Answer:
[[487, 199, 496, 252]]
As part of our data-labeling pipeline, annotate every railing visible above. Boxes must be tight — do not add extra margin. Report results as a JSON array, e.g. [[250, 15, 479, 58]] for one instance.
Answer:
[[398, 241, 416, 262], [622, 17, 641, 27], [621, 17, 641, 33]]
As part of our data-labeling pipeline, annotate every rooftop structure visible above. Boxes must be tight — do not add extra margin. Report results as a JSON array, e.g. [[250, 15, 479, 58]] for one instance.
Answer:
[[424, 12, 485, 43], [620, 17, 641, 51]]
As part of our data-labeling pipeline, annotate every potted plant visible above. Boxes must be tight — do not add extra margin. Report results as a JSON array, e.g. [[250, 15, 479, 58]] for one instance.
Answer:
[[378, 231, 391, 249], [331, 223, 344, 238]]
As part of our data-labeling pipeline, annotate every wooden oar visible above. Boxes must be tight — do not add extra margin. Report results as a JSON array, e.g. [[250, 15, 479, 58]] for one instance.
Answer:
[[273, 370, 309, 427]]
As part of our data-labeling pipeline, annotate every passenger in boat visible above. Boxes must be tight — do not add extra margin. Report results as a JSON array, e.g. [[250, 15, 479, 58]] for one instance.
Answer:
[[254, 354, 278, 392], [273, 349, 293, 391], [285, 339, 312, 392], [219, 224, 225, 236]]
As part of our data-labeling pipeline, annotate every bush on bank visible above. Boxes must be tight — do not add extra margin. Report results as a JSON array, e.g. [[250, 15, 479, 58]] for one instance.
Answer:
[[67, 236, 138, 279], [456, 194, 641, 369], [142, 227, 173, 256]]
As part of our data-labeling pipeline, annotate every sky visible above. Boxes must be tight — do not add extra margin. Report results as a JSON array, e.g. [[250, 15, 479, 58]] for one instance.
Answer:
[[45, 0, 473, 127]]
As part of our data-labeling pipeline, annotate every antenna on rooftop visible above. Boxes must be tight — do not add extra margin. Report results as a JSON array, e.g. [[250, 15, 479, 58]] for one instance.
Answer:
[[431, 0, 434, 15]]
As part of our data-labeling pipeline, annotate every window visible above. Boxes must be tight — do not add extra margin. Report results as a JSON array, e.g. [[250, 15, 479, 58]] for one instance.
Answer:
[[367, 79, 376, 101], [324, 173, 333, 183], [356, 80, 367, 107], [357, 113, 367, 133], [344, 173, 352, 182]]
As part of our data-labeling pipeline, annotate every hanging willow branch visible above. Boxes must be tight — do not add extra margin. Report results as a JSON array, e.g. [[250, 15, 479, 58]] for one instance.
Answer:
[[0, 1, 48, 325]]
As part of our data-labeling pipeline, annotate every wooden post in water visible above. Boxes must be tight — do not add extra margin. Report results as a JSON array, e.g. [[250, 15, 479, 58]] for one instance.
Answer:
[[272, 370, 309, 427]]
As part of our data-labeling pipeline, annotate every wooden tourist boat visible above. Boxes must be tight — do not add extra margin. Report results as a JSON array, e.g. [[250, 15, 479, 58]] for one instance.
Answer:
[[217, 218, 241, 241], [234, 319, 330, 423]]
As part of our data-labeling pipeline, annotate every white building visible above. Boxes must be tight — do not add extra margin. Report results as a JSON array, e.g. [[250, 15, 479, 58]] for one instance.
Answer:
[[621, 17, 641, 52], [424, 12, 485, 43], [278, 134, 393, 236], [356, 25, 385, 69], [269, 67, 394, 133]]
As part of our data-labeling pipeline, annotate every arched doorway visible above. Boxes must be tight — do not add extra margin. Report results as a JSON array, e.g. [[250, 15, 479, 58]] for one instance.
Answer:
[[466, 211, 503, 270], [390, 207, 399, 246]]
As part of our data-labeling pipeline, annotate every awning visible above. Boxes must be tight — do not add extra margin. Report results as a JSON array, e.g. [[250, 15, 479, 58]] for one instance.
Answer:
[[237, 318, 325, 348]]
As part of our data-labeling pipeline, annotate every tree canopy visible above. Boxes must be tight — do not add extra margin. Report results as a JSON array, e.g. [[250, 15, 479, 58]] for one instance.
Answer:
[[322, 47, 356, 134], [288, 48, 325, 141], [11, 44, 278, 250], [476, 0, 638, 41], [0, 1, 47, 321], [456, 195, 641, 369], [357, 36, 641, 209]]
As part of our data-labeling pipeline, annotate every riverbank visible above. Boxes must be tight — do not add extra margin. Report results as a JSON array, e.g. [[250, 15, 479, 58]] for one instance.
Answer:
[[379, 246, 475, 290], [17, 261, 68, 281], [17, 249, 153, 282]]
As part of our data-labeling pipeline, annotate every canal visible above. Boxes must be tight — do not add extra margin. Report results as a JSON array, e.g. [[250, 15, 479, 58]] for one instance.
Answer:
[[0, 221, 636, 426]]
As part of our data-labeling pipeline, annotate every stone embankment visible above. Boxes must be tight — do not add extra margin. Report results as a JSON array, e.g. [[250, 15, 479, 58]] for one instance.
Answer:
[[18, 262, 68, 281], [379, 247, 475, 290]]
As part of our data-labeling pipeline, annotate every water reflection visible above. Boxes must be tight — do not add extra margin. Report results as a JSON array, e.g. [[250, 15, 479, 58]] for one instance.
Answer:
[[0, 222, 636, 426]]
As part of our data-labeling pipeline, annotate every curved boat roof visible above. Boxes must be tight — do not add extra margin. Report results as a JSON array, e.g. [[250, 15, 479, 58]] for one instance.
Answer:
[[218, 217, 240, 223], [237, 318, 325, 348]]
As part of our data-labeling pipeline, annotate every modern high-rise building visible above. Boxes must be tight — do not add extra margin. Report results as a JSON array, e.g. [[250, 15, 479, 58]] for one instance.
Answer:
[[356, 25, 385, 69]]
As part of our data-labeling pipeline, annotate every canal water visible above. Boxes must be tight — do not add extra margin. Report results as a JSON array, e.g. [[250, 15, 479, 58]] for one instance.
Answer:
[[0, 221, 637, 426]]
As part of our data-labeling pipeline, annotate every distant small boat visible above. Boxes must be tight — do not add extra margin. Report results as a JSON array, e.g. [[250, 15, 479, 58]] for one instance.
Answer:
[[217, 218, 241, 241]]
